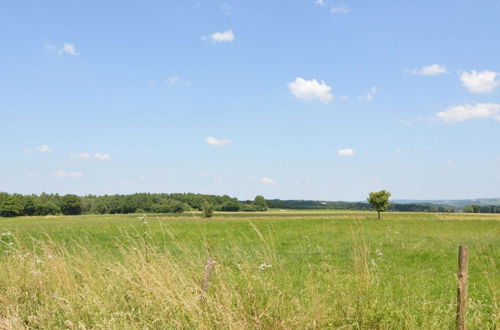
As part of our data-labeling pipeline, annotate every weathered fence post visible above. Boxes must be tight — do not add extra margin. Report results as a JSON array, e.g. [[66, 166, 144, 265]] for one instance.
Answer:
[[201, 258, 215, 293], [456, 245, 468, 330]]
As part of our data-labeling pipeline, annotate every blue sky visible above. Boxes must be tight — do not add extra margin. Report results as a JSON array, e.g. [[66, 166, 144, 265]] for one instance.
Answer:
[[1, 0, 499, 200]]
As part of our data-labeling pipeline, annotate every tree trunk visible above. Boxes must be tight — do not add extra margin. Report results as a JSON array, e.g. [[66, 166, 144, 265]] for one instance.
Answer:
[[377, 211, 380, 220]]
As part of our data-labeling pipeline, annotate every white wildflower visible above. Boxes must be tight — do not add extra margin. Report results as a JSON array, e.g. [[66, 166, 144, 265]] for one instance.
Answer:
[[258, 263, 272, 271]]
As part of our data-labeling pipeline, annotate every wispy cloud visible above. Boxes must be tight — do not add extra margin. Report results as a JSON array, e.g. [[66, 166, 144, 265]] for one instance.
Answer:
[[202, 29, 235, 43], [93, 153, 112, 160], [166, 75, 180, 84], [407, 64, 447, 76], [36, 144, 52, 153], [358, 86, 377, 102], [220, 3, 231, 15], [315, 1, 350, 14], [50, 170, 83, 178], [260, 176, 276, 184], [288, 77, 333, 103], [436, 103, 500, 123], [45, 42, 80, 56], [331, 5, 350, 14], [205, 136, 231, 146], [59, 43, 79, 56], [337, 148, 354, 156], [460, 70, 499, 93], [69, 152, 90, 159], [43, 43, 56, 51]]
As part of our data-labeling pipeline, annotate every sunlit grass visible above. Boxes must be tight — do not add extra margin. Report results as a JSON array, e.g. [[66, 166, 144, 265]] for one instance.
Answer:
[[0, 211, 498, 328]]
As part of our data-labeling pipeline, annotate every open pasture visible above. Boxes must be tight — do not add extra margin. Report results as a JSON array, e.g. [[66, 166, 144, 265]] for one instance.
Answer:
[[0, 210, 498, 329]]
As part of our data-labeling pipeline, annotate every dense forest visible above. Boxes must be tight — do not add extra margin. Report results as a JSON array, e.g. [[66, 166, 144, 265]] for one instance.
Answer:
[[1, 193, 498, 217], [0, 193, 268, 217]]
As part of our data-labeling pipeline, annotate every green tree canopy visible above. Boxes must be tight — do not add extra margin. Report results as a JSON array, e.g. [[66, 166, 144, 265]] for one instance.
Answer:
[[60, 194, 82, 215], [0, 195, 25, 217], [367, 190, 391, 220], [253, 195, 268, 211]]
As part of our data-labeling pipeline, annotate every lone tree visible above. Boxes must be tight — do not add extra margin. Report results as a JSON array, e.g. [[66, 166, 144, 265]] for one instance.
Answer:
[[202, 201, 214, 218], [367, 190, 391, 220]]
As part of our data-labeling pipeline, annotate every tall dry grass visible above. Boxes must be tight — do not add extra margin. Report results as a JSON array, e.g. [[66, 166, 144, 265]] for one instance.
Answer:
[[0, 222, 497, 329]]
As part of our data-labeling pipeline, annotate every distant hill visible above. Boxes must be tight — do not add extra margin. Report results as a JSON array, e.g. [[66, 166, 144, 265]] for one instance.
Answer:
[[266, 198, 500, 213], [393, 198, 500, 207]]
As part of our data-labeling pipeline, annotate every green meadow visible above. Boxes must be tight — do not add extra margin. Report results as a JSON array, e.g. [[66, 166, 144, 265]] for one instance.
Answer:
[[0, 210, 498, 329]]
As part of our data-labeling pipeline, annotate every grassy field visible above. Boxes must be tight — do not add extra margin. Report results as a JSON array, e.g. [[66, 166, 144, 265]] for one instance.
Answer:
[[0, 210, 498, 329]]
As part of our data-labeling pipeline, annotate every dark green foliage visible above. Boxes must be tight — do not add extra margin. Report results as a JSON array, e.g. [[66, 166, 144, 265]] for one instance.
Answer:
[[464, 205, 481, 213], [151, 200, 186, 213], [220, 200, 241, 211], [0, 195, 25, 217], [367, 190, 391, 220], [253, 195, 268, 211], [60, 195, 82, 215], [36, 202, 61, 216]]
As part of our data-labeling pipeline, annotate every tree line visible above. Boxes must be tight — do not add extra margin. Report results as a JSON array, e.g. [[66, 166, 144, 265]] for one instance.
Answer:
[[266, 199, 459, 212], [0, 193, 268, 217]]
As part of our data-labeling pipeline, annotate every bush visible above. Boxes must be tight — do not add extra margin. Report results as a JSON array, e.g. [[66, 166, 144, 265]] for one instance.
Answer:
[[202, 202, 214, 218], [220, 201, 241, 212]]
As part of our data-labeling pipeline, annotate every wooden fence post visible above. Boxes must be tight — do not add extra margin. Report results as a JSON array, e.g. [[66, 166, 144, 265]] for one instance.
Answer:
[[456, 245, 468, 330], [201, 258, 215, 293]]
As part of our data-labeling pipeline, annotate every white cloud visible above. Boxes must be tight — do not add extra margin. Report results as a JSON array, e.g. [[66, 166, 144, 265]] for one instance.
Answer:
[[408, 64, 447, 76], [436, 103, 500, 123], [202, 29, 235, 43], [69, 152, 90, 159], [93, 153, 112, 160], [287, 77, 333, 103], [314, 0, 327, 6], [260, 176, 276, 184], [36, 144, 52, 153], [339, 95, 350, 101], [50, 170, 83, 178], [138, 175, 147, 179], [331, 5, 350, 14], [166, 75, 179, 84], [205, 136, 231, 146], [337, 148, 355, 156], [59, 43, 79, 56], [460, 70, 499, 93], [358, 86, 377, 102]]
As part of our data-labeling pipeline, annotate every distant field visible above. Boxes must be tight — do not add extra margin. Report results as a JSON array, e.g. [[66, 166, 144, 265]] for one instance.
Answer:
[[0, 211, 498, 329]]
